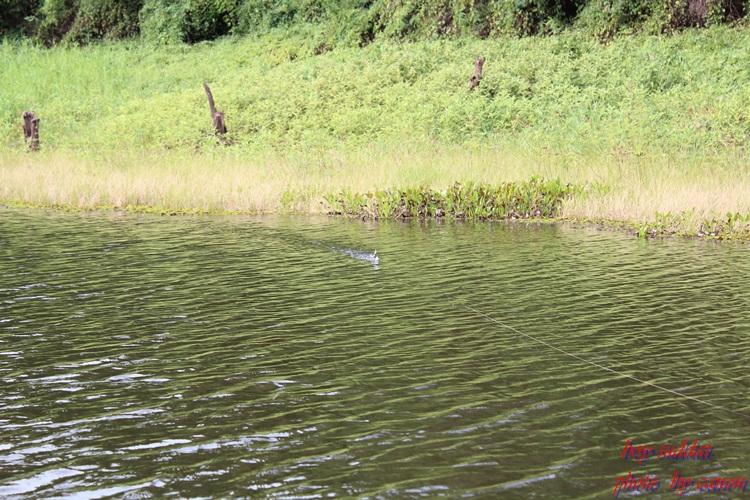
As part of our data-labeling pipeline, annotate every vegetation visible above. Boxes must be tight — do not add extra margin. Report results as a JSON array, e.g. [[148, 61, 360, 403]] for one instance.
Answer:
[[1, 0, 748, 44], [2, 3, 750, 238], [324, 178, 575, 219], [4, 29, 750, 154]]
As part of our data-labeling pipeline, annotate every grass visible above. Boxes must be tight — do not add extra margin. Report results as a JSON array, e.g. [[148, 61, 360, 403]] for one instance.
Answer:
[[3, 145, 749, 237], [2, 144, 564, 212], [2, 27, 750, 237]]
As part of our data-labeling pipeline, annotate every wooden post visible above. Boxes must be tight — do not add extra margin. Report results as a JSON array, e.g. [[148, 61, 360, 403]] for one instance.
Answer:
[[22, 111, 40, 151], [203, 84, 227, 135], [469, 56, 485, 91]]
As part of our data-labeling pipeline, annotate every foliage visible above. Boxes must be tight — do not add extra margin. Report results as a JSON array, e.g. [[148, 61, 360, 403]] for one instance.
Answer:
[[324, 178, 576, 219], [140, 0, 240, 44], [0, 0, 42, 37], [665, 0, 745, 29], [185, 0, 240, 42], [2, 0, 750, 44], [139, 0, 189, 44], [514, 0, 582, 35], [35, 0, 143, 44], [633, 210, 750, 239], [575, 0, 664, 38], [4, 28, 750, 157]]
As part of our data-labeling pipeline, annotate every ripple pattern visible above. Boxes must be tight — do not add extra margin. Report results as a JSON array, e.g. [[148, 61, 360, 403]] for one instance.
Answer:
[[0, 211, 749, 498]]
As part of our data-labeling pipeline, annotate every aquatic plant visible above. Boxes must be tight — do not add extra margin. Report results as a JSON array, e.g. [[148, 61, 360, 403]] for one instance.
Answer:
[[632, 210, 750, 239], [324, 177, 576, 220]]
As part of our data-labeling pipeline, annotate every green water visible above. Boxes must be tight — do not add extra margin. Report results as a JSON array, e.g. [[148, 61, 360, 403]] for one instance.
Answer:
[[1, 209, 749, 498]]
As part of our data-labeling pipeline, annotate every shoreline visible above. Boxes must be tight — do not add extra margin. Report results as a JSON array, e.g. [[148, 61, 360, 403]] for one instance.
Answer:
[[4, 195, 749, 243], [2, 146, 750, 240]]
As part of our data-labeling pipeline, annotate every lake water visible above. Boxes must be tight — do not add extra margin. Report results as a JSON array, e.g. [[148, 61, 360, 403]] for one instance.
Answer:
[[1, 209, 749, 499]]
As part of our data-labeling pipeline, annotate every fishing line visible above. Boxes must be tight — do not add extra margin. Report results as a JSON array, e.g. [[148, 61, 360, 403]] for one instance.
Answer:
[[460, 303, 750, 421]]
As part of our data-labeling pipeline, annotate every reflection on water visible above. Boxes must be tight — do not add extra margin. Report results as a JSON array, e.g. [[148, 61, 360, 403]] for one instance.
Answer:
[[0, 209, 749, 498]]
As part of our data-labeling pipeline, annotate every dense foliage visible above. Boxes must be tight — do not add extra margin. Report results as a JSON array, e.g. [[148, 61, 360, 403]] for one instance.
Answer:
[[325, 178, 576, 219], [1, 0, 748, 44], [3, 28, 750, 155]]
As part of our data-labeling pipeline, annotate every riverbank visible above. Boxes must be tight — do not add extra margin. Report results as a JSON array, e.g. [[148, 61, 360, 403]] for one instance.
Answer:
[[2, 145, 749, 239], [2, 29, 750, 238]]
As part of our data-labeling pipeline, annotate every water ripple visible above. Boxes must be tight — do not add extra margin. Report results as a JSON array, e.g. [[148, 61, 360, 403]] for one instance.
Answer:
[[0, 211, 749, 498]]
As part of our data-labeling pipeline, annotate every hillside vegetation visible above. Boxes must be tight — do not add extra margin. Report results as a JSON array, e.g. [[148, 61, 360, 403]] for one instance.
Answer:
[[3, 28, 750, 154], [2, 2, 750, 237]]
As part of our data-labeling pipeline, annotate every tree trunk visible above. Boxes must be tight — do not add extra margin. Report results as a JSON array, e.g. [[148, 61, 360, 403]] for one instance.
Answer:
[[22, 111, 40, 151], [469, 56, 485, 91], [203, 84, 227, 135]]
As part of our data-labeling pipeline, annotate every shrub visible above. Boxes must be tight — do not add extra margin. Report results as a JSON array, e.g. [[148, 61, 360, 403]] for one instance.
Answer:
[[185, 0, 240, 42], [139, 0, 188, 44], [140, 0, 241, 44], [2, 0, 750, 46], [666, 0, 745, 28], [67, 0, 143, 42], [36, 0, 77, 44], [0, 0, 42, 37], [35, 0, 143, 44], [575, 0, 660, 37]]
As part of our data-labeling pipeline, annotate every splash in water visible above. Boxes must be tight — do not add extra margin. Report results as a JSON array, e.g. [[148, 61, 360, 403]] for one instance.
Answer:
[[332, 247, 379, 270]]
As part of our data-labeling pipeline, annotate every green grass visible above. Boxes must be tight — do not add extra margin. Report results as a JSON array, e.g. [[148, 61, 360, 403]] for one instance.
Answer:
[[3, 27, 750, 153], [2, 27, 750, 237]]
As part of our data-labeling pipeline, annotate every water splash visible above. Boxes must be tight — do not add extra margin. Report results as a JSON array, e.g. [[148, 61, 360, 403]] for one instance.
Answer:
[[332, 247, 379, 269]]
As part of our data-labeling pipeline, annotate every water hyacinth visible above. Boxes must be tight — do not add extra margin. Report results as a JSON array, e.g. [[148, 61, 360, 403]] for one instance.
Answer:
[[324, 177, 576, 220]]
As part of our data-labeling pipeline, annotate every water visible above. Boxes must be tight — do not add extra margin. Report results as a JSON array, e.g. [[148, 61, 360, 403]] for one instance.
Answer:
[[1, 209, 749, 499]]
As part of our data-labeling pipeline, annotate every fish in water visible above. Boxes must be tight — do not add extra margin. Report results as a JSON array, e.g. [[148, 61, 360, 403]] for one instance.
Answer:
[[332, 247, 379, 269]]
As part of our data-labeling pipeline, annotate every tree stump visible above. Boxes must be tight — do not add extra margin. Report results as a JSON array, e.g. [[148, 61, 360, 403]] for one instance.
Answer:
[[203, 84, 227, 135], [469, 56, 485, 91], [22, 111, 40, 151]]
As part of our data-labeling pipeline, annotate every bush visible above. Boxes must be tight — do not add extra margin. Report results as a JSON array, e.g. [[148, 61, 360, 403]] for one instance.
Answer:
[[185, 0, 240, 42], [2, 0, 750, 45], [36, 0, 77, 43], [575, 0, 661, 37], [139, 0, 188, 44], [67, 0, 143, 42], [0, 0, 42, 37], [576, 0, 747, 37], [513, 0, 583, 35], [34, 0, 142, 44], [666, 0, 745, 28], [235, 0, 301, 33]]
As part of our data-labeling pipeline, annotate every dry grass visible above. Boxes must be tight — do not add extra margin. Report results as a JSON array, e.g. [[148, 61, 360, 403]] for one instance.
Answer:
[[561, 153, 750, 232], [0, 145, 546, 212], [3, 146, 750, 235]]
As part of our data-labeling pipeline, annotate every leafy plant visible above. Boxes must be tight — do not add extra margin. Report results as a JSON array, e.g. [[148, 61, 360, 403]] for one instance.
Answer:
[[323, 178, 577, 220]]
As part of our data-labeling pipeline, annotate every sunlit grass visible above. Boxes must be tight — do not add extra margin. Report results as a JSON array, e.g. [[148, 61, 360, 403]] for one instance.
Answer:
[[562, 153, 750, 234], [3, 146, 750, 236], [3, 28, 750, 154], [1, 145, 538, 211]]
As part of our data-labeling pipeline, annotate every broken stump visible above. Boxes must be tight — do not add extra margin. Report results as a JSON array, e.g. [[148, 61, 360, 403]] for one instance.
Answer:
[[22, 110, 40, 151], [469, 56, 485, 91], [203, 83, 227, 135]]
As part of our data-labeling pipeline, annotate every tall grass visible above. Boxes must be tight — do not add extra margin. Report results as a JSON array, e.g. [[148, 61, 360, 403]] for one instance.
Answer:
[[3, 145, 749, 235], [2, 28, 750, 235]]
